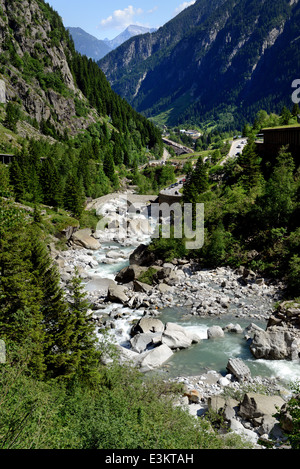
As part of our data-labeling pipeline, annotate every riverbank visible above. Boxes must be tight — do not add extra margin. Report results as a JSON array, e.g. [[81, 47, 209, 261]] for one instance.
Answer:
[[51, 194, 300, 448]]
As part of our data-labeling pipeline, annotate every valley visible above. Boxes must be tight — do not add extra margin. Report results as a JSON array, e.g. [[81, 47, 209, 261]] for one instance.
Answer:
[[0, 0, 299, 452]]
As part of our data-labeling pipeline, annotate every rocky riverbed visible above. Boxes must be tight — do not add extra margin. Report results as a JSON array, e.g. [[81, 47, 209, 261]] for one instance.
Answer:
[[50, 194, 300, 448]]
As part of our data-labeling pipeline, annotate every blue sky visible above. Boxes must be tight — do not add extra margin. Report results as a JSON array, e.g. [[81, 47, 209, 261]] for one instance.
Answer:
[[48, 1, 196, 39]]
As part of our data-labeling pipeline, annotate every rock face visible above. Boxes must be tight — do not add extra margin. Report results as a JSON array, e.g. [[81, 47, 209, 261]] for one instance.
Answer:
[[0, 0, 97, 137], [250, 301, 300, 361], [99, 0, 300, 128], [0, 79, 6, 104]]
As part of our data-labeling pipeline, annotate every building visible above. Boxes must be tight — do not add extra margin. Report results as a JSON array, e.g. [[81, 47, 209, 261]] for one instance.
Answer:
[[180, 129, 201, 139], [256, 125, 300, 165], [0, 154, 15, 164]]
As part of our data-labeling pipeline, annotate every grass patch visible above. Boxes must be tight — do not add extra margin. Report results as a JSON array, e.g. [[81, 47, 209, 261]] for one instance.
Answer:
[[138, 267, 159, 285]]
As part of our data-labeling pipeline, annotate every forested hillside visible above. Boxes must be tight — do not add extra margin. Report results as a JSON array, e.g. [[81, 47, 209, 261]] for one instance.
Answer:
[[149, 110, 300, 299], [0, 0, 163, 214], [99, 0, 300, 130]]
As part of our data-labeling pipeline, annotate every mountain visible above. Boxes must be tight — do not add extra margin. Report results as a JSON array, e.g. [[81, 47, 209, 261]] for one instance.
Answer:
[[98, 0, 300, 130], [0, 0, 162, 150], [67, 27, 112, 61], [104, 25, 157, 50]]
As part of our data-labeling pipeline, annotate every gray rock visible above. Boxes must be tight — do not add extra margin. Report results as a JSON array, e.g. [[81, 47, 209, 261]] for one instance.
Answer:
[[250, 326, 300, 361], [115, 265, 147, 284], [130, 332, 162, 353], [223, 323, 243, 334], [71, 229, 101, 250], [158, 283, 174, 294], [0, 79, 6, 104], [107, 284, 129, 304], [133, 280, 152, 293], [207, 325, 225, 339], [139, 344, 173, 372], [132, 317, 165, 335], [162, 323, 193, 350], [226, 358, 251, 382], [129, 244, 156, 266], [238, 393, 286, 421]]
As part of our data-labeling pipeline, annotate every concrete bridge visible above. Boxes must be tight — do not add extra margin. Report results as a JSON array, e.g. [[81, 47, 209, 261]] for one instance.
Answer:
[[162, 137, 194, 156]]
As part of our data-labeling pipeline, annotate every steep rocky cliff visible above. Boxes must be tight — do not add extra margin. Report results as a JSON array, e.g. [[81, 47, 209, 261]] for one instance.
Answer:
[[0, 0, 98, 138]]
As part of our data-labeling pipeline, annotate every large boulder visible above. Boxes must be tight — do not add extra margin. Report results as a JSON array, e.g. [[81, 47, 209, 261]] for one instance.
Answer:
[[71, 229, 101, 250], [129, 244, 156, 266], [238, 393, 286, 421], [162, 323, 193, 350], [161, 323, 201, 350], [250, 301, 300, 361], [131, 317, 165, 336], [139, 344, 173, 372], [207, 326, 225, 339], [226, 358, 251, 382], [130, 332, 162, 353], [250, 326, 300, 361], [115, 265, 147, 284], [107, 284, 129, 304]]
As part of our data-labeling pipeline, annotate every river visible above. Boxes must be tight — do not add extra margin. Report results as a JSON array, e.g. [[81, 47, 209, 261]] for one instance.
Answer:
[[77, 195, 300, 386]]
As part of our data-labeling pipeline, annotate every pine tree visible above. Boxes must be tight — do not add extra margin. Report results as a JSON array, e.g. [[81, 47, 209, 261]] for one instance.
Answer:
[[39, 156, 62, 207], [237, 136, 261, 190], [62, 271, 100, 381], [9, 158, 25, 201], [63, 173, 85, 218], [5, 102, 21, 132], [280, 106, 292, 125], [292, 103, 300, 118], [183, 157, 209, 204], [0, 220, 46, 378], [103, 150, 115, 182], [259, 147, 296, 228]]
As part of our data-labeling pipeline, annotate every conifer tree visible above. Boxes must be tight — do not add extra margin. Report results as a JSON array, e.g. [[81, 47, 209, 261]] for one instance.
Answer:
[[183, 156, 209, 204], [63, 271, 100, 380], [103, 150, 115, 182], [292, 103, 300, 117], [237, 136, 261, 190], [63, 173, 85, 218], [0, 218, 45, 378], [9, 158, 25, 201]]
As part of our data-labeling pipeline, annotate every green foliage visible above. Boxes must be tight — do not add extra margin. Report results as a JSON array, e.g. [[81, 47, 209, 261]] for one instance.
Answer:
[[138, 267, 159, 285], [287, 255, 300, 297], [0, 209, 101, 381], [183, 156, 209, 204], [283, 382, 300, 449], [0, 353, 248, 449], [149, 112, 300, 294], [5, 102, 21, 132]]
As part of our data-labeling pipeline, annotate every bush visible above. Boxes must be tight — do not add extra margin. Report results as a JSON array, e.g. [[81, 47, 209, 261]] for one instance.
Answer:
[[287, 255, 300, 297]]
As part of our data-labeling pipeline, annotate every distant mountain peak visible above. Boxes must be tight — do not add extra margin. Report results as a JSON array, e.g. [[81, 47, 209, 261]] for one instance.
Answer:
[[67, 27, 112, 60], [104, 25, 157, 50]]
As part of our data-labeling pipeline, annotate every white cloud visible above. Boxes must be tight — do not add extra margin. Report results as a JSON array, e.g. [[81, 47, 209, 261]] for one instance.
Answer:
[[99, 5, 144, 31], [175, 1, 196, 14]]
